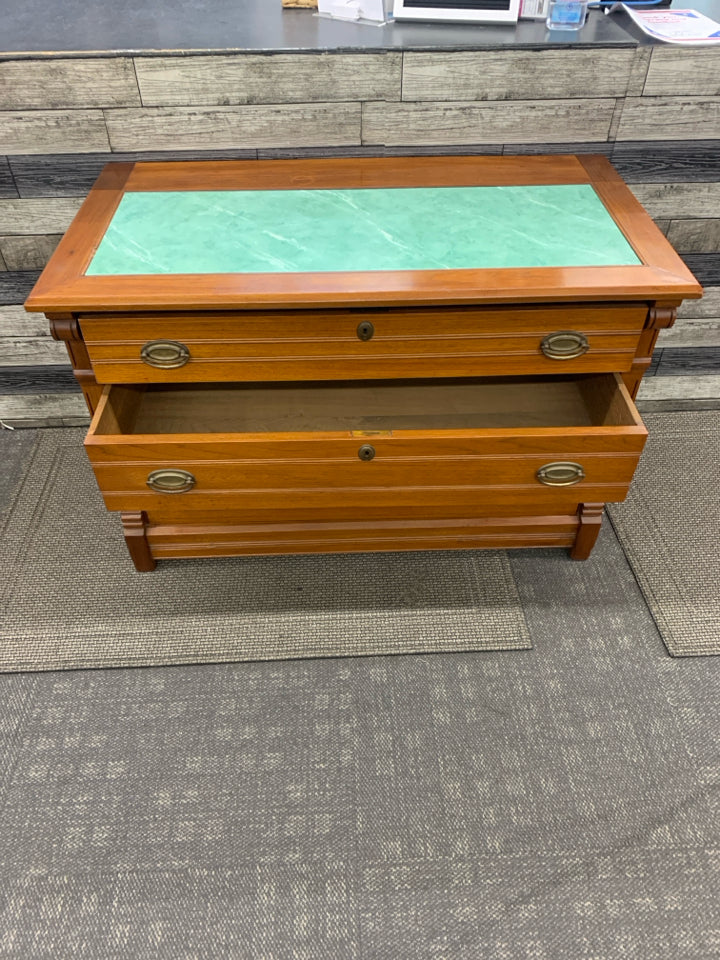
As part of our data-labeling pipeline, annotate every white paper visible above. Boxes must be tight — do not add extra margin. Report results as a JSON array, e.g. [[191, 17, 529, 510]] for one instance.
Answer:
[[317, 0, 385, 21], [618, 5, 720, 44]]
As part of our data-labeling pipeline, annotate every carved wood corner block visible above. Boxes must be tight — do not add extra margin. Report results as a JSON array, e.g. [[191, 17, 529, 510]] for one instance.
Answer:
[[121, 511, 157, 572], [647, 305, 678, 331], [47, 313, 81, 342]]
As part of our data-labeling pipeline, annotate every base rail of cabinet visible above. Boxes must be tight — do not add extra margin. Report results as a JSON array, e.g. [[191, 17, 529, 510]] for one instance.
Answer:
[[116, 510, 610, 571]]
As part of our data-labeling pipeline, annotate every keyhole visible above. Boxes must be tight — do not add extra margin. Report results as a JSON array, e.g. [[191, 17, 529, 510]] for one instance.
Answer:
[[357, 321, 375, 341]]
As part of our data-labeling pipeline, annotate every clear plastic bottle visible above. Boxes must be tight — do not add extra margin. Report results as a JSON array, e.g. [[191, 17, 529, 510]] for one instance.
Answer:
[[546, 0, 589, 29]]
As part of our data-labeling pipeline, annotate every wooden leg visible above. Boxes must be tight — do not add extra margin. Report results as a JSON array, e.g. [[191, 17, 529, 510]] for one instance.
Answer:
[[570, 503, 604, 561], [121, 511, 157, 572]]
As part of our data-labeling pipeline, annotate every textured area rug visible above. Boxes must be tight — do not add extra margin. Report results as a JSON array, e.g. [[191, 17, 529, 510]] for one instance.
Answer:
[[608, 411, 720, 657], [0, 430, 530, 672]]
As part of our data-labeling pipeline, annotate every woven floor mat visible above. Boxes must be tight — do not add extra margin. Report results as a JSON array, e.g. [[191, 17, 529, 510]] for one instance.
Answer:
[[0, 429, 530, 672], [608, 411, 720, 657]]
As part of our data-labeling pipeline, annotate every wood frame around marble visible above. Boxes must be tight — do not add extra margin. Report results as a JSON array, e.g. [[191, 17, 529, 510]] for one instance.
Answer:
[[24, 155, 702, 313]]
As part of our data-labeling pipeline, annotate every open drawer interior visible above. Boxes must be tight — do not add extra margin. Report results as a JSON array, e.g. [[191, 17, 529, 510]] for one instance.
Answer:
[[91, 374, 643, 437]]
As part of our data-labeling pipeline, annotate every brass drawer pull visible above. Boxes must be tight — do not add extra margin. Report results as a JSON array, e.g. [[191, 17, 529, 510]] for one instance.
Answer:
[[357, 321, 375, 341], [141, 339, 190, 368], [536, 462, 585, 486], [146, 469, 196, 493], [540, 331, 589, 360], [358, 444, 376, 461]]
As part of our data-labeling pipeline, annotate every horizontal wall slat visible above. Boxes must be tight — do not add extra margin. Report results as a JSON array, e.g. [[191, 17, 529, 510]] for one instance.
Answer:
[[0, 305, 48, 337], [0, 199, 82, 235], [0, 235, 62, 271], [637, 374, 720, 400], [0, 158, 18, 198], [682, 255, 720, 287], [0, 393, 87, 423], [665, 220, 720, 254], [503, 142, 612, 156], [678, 286, 720, 319], [616, 97, 720, 142], [135, 53, 402, 106], [362, 99, 616, 146], [0, 338, 68, 365], [256, 144, 505, 159], [0, 111, 111, 155], [654, 346, 720, 376], [658, 319, 720, 348], [0, 365, 77, 392], [0, 58, 141, 110], [401, 49, 635, 102], [629, 182, 720, 219], [611, 140, 720, 183], [104, 104, 362, 151], [9, 150, 259, 198], [0, 272, 41, 306], [644, 48, 720, 98], [0, 250, 5, 271]]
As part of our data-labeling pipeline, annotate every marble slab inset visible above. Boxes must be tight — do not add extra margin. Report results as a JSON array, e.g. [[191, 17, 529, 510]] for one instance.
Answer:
[[86, 184, 641, 276]]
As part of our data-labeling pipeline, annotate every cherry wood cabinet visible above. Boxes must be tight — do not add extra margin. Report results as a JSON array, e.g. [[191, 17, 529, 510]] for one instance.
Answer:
[[25, 155, 701, 571]]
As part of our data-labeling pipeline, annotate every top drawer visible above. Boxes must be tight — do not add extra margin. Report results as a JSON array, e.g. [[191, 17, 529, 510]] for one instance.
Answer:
[[79, 303, 648, 384]]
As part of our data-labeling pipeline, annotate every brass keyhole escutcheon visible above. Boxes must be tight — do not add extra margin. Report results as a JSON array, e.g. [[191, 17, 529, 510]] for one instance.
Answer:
[[536, 462, 585, 486], [358, 444, 376, 461], [141, 339, 191, 369], [357, 321, 375, 342], [540, 331, 589, 360], [146, 468, 196, 493]]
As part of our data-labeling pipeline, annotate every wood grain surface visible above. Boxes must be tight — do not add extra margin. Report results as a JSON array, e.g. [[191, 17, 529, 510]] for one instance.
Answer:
[[104, 104, 362, 152], [135, 53, 401, 106], [401, 50, 635, 102], [0, 111, 111, 155], [643, 48, 720, 98], [0, 199, 83, 235], [616, 97, 720, 142], [24, 156, 702, 313], [362, 99, 617, 146], [0, 235, 62, 271], [79, 303, 647, 384], [0, 58, 140, 110]]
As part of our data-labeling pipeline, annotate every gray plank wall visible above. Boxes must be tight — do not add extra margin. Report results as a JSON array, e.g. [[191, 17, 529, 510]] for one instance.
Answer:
[[1, 47, 719, 425]]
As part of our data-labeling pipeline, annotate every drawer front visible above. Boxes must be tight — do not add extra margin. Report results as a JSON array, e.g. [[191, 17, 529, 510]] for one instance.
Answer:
[[80, 304, 648, 384], [85, 378, 647, 519]]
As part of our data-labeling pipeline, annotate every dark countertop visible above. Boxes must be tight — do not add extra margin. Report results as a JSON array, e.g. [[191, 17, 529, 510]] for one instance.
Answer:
[[2, 0, 719, 58], [1, 0, 637, 56]]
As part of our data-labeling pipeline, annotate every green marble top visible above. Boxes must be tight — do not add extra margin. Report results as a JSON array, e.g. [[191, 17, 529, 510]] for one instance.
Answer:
[[86, 184, 641, 276]]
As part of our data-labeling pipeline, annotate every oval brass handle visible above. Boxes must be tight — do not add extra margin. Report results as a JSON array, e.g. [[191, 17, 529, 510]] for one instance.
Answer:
[[141, 340, 190, 369], [358, 444, 376, 461], [357, 321, 375, 342], [536, 462, 585, 486], [146, 469, 196, 493], [540, 331, 589, 360]]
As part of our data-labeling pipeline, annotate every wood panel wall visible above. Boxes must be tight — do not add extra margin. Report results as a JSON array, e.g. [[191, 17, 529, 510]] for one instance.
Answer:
[[1, 46, 719, 424]]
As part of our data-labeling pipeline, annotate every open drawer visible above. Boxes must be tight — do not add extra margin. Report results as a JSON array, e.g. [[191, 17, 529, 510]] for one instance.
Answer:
[[85, 373, 648, 523]]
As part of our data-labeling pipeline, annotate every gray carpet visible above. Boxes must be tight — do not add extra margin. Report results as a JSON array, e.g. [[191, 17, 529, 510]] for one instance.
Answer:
[[0, 430, 530, 672], [607, 411, 720, 657], [1, 521, 719, 958]]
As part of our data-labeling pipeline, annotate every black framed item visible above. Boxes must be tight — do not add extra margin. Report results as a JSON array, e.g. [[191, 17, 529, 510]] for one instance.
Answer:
[[393, 0, 520, 23]]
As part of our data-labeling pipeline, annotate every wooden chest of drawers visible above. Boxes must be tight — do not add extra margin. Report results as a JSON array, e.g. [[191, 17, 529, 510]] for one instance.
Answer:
[[25, 155, 701, 571]]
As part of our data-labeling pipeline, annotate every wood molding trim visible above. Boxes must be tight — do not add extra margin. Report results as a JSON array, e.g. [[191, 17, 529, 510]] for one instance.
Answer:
[[121, 511, 157, 571], [570, 502, 605, 560]]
